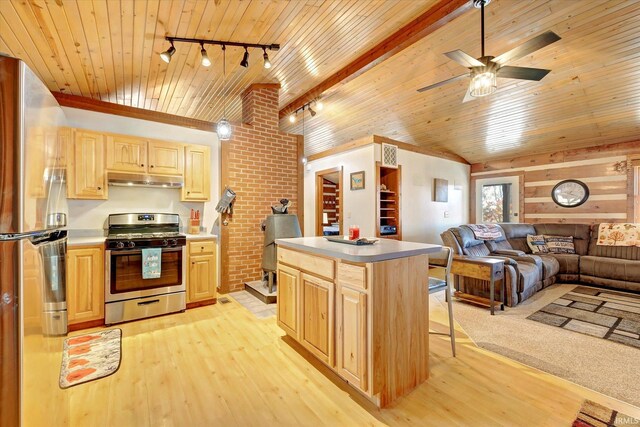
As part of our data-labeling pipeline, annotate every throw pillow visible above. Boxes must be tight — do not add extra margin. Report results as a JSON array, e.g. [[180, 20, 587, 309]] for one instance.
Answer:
[[544, 235, 576, 254], [526, 234, 549, 254]]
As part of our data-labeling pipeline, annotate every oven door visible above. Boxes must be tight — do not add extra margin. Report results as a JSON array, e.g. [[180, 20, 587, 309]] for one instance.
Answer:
[[105, 246, 186, 302]]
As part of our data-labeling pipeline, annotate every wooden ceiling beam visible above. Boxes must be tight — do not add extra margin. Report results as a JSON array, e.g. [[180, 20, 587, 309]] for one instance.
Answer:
[[277, 0, 473, 118], [53, 92, 216, 132]]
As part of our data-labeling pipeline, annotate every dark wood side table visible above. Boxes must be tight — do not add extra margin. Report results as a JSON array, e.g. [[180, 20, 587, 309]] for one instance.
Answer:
[[451, 257, 505, 315]]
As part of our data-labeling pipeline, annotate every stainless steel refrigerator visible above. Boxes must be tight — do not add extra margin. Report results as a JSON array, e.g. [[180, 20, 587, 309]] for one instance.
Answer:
[[1, 55, 69, 427]]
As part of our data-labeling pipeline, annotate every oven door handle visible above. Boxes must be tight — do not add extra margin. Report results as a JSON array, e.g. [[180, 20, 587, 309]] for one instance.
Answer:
[[110, 247, 184, 255]]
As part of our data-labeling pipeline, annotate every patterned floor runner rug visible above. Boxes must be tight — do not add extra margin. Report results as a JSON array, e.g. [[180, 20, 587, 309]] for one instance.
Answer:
[[59, 328, 122, 389], [572, 400, 639, 427], [527, 286, 640, 349]]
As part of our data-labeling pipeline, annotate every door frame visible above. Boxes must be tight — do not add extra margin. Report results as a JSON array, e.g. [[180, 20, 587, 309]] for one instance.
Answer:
[[315, 166, 343, 236], [471, 172, 523, 224]]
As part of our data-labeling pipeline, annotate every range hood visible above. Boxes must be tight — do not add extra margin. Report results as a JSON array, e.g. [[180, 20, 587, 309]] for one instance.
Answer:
[[108, 172, 183, 188]]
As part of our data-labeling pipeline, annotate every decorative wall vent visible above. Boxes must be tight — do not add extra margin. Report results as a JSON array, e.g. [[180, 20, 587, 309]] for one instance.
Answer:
[[381, 143, 398, 168]]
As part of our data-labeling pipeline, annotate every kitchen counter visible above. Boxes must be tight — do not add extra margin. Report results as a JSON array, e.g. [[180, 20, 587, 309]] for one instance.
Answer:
[[275, 236, 437, 408], [275, 236, 441, 263], [185, 233, 218, 240]]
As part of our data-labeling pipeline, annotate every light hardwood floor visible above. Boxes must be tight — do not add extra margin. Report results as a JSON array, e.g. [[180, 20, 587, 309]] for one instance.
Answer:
[[24, 292, 640, 426]]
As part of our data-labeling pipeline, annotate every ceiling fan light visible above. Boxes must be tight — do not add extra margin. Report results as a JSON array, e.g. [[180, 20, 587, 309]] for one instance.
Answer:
[[216, 118, 232, 141], [470, 71, 497, 97], [160, 44, 176, 63]]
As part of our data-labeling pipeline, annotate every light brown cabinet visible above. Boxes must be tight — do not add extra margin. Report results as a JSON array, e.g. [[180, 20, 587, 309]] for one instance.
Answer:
[[301, 273, 335, 366], [336, 284, 368, 392], [66, 245, 104, 326], [277, 263, 300, 339], [187, 240, 217, 305], [183, 145, 211, 201], [149, 140, 184, 175], [106, 134, 148, 173], [67, 130, 107, 199]]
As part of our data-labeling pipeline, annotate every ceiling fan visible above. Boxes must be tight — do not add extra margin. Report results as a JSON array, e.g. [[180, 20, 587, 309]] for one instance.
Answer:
[[417, 0, 561, 102]]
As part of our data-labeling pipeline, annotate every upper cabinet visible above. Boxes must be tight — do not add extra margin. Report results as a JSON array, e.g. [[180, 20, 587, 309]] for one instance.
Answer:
[[148, 140, 184, 176], [183, 145, 211, 201], [106, 135, 148, 173], [67, 130, 107, 200]]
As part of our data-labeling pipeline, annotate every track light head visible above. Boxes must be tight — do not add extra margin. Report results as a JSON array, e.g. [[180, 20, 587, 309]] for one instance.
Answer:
[[315, 100, 323, 111], [240, 48, 249, 68], [200, 44, 211, 67], [289, 114, 296, 123], [308, 106, 316, 117], [160, 42, 175, 63], [263, 48, 272, 69]]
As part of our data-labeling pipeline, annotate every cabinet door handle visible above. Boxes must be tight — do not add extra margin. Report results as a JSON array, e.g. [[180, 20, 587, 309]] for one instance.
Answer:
[[97, 186, 102, 190], [150, 165, 154, 168], [141, 164, 144, 167], [187, 191, 190, 194]]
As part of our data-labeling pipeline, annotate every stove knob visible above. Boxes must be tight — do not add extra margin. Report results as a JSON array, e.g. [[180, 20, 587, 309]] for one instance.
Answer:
[[128, 241, 136, 248], [116, 242, 125, 249], [162, 239, 169, 247], [170, 239, 178, 246]]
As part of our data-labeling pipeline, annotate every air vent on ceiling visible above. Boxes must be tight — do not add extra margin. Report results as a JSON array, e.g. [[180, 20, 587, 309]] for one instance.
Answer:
[[381, 143, 398, 168]]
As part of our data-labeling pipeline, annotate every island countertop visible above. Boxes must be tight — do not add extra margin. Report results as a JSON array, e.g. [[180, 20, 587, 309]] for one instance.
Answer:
[[275, 236, 441, 263]]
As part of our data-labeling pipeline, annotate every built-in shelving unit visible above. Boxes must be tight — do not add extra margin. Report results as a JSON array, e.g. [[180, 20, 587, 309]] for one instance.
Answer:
[[376, 163, 401, 240]]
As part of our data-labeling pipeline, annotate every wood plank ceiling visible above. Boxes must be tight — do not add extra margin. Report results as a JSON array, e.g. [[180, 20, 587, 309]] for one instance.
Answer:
[[0, 0, 434, 126], [1, 0, 639, 163]]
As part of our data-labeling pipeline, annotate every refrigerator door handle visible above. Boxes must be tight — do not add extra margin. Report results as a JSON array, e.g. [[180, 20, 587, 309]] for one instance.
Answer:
[[0, 230, 52, 241]]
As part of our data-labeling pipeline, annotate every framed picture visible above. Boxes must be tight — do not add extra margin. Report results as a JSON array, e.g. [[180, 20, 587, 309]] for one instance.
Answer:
[[434, 178, 448, 202], [350, 171, 365, 190]]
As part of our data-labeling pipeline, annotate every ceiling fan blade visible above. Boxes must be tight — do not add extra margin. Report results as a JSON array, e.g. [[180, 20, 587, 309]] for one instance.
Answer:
[[444, 50, 484, 68], [417, 74, 468, 93], [497, 65, 551, 81], [492, 31, 561, 66]]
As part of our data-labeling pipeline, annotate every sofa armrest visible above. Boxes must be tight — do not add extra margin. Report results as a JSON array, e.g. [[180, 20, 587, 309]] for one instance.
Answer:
[[493, 249, 527, 257]]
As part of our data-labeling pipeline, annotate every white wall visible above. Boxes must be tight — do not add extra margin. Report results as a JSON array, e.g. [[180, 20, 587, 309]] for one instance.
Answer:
[[376, 146, 469, 244], [62, 107, 220, 232], [303, 145, 376, 237]]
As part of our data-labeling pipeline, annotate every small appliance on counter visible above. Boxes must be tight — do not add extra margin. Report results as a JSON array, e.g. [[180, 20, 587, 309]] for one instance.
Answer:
[[104, 213, 187, 325]]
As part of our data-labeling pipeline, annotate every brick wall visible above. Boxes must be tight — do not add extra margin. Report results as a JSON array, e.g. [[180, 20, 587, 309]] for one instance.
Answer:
[[223, 84, 299, 292]]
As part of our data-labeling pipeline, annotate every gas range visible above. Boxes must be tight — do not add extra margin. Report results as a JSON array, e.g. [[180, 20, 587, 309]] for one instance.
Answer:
[[105, 213, 186, 250]]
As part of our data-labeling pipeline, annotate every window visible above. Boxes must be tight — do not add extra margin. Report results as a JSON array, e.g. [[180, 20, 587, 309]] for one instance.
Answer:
[[482, 183, 512, 223]]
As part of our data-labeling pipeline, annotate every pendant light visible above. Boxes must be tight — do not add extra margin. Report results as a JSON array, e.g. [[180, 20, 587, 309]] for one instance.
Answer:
[[216, 46, 232, 141]]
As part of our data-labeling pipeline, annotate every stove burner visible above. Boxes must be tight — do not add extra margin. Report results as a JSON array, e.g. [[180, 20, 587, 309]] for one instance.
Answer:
[[109, 231, 182, 240]]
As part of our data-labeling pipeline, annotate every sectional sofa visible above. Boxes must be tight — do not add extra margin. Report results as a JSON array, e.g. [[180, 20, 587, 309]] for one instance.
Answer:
[[440, 223, 640, 307]]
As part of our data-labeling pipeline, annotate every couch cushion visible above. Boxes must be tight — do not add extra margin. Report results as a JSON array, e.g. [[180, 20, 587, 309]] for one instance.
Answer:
[[534, 224, 591, 255], [544, 235, 576, 254], [538, 255, 560, 279], [500, 223, 537, 253], [588, 225, 640, 260], [453, 226, 491, 257], [527, 234, 549, 254], [546, 253, 580, 275], [517, 261, 542, 294], [580, 256, 640, 283]]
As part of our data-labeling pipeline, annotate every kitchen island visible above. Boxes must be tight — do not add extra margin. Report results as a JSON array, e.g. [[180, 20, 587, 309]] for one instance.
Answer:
[[275, 236, 442, 407]]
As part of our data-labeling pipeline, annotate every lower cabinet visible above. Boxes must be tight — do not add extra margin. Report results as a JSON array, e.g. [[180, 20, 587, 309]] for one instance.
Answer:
[[277, 264, 300, 339], [187, 240, 217, 305], [336, 285, 368, 392], [67, 245, 104, 326], [301, 273, 334, 366], [277, 255, 369, 394]]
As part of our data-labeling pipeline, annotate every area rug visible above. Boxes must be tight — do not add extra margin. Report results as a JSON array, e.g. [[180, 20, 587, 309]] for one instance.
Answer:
[[59, 329, 122, 389], [572, 400, 639, 427], [446, 284, 640, 406], [528, 286, 640, 349]]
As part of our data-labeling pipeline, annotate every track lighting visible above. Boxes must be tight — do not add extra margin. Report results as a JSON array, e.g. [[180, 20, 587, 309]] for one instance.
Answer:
[[287, 98, 326, 124], [315, 100, 323, 111], [240, 48, 249, 68], [200, 44, 211, 67], [308, 106, 316, 117], [159, 36, 280, 71], [289, 114, 296, 123], [160, 42, 175, 64], [263, 48, 271, 69]]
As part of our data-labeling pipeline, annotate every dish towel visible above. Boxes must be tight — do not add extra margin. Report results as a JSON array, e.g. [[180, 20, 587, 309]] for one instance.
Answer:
[[141, 248, 161, 279]]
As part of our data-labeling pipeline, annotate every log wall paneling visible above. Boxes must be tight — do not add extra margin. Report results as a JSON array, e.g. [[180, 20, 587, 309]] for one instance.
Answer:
[[470, 142, 640, 225]]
